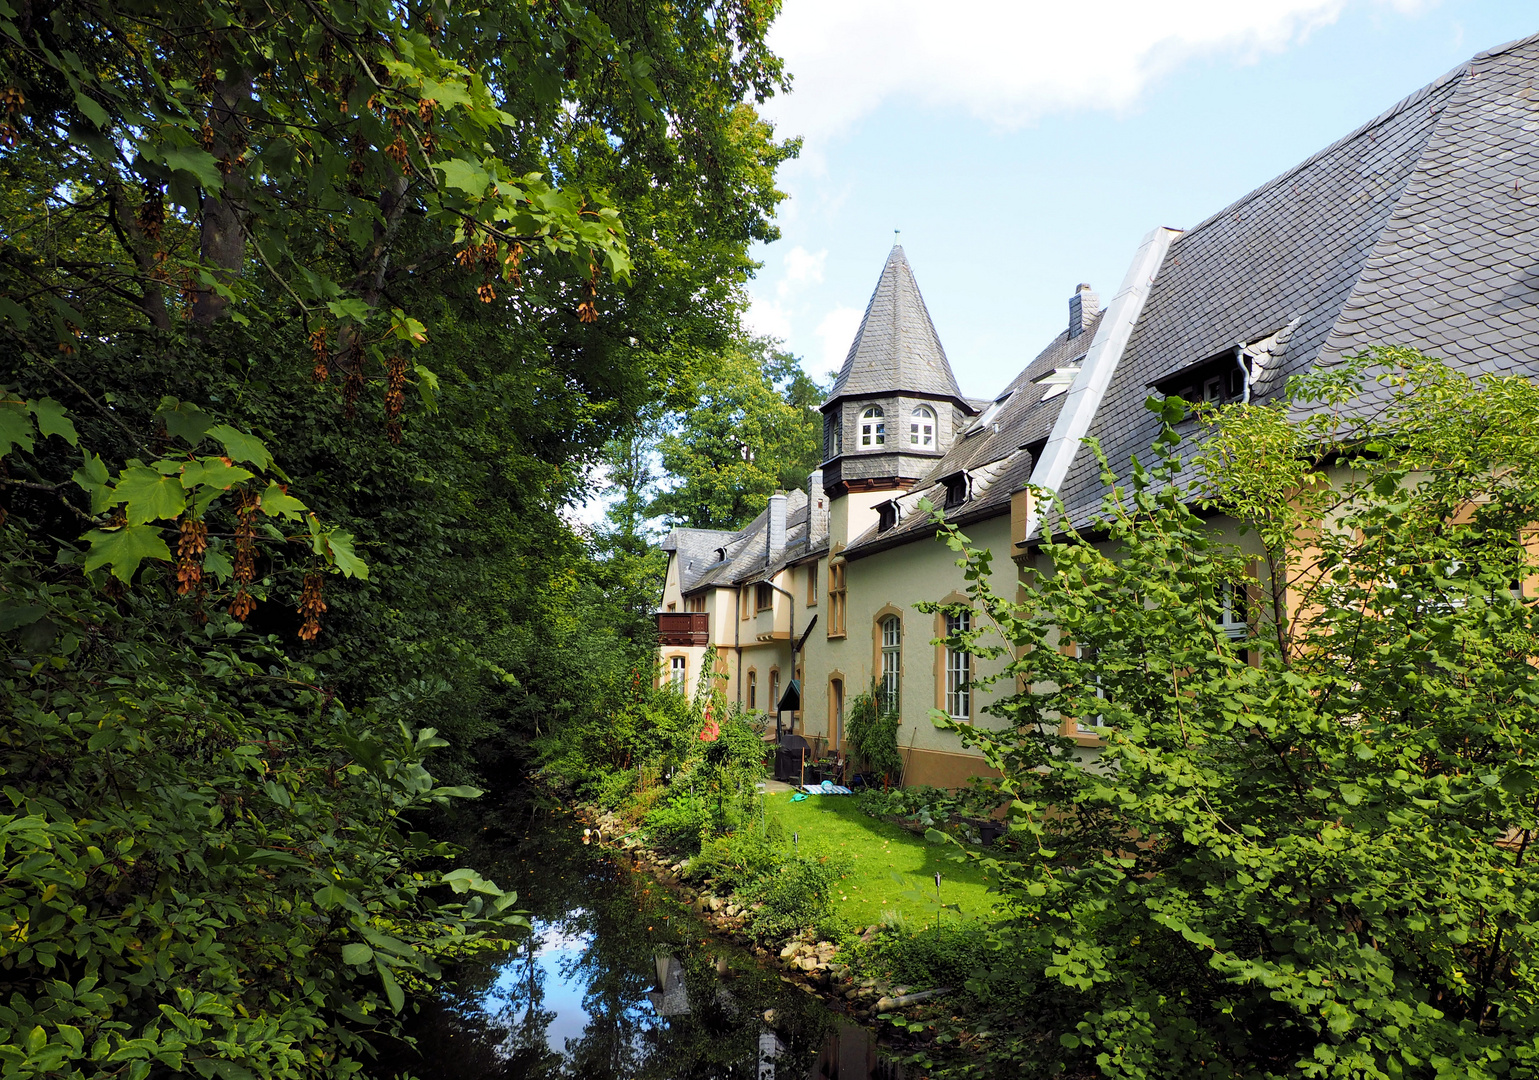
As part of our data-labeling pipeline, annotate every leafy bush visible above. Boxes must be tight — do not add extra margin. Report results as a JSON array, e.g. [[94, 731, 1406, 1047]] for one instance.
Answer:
[[591, 767, 637, 811], [687, 823, 784, 891], [643, 790, 717, 854], [0, 522, 522, 1078], [845, 683, 902, 785], [869, 925, 996, 991], [743, 853, 851, 940], [925, 357, 1539, 1077], [859, 780, 1004, 834]]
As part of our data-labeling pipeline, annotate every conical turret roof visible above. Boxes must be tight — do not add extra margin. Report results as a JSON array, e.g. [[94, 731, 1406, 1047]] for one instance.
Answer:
[[826, 245, 965, 407]]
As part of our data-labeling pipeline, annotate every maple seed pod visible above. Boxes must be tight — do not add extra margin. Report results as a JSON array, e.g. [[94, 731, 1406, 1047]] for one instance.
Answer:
[[229, 588, 255, 622], [477, 283, 496, 303], [308, 326, 330, 383], [297, 573, 327, 642], [233, 493, 258, 586], [176, 516, 209, 595], [385, 354, 408, 444]]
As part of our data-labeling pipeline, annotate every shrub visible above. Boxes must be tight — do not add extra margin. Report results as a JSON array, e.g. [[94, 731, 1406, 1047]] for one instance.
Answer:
[[845, 683, 902, 785], [870, 925, 996, 990], [643, 790, 716, 853], [743, 853, 851, 939], [591, 767, 637, 810], [687, 824, 783, 891]]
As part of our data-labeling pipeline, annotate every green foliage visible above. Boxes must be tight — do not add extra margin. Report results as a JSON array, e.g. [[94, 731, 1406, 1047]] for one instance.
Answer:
[[687, 824, 786, 893], [923, 352, 1539, 1078], [742, 853, 852, 941], [857, 780, 1003, 833], [868, 925, 996, 992], [0, 522, 521, 1078], [650, 338, 829, 530], [846, 682, 903, 786]]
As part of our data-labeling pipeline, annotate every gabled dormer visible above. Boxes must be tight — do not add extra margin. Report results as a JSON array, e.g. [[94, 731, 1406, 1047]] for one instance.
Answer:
[[820, 243, 974, 498]]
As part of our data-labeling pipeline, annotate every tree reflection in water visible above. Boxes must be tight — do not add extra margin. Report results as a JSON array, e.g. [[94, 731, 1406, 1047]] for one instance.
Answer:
[[377, 796, 900, 1080]]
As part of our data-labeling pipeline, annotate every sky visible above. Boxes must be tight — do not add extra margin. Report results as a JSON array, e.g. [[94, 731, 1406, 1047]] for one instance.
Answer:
[[744, 0, 1539, 400]]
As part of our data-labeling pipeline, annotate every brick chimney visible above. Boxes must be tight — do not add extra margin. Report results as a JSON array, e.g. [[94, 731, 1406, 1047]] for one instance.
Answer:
[[767, 491, 788, 559], [807, 469, 828, 547], [1068, 283, 1099, 339]]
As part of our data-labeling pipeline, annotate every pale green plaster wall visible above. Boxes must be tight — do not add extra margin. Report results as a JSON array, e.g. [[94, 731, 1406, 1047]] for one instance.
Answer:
[[799, 514, 1017, 763]]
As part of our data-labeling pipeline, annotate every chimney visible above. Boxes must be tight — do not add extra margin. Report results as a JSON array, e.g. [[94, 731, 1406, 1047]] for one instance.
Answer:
[[1068, 283, 1099, 339], [807, 469, 828, 547], [767, 491, 788, 559]]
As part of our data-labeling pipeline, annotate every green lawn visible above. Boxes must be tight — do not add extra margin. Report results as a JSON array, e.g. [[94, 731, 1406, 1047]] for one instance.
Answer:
[[764, 791, 1006, 929]]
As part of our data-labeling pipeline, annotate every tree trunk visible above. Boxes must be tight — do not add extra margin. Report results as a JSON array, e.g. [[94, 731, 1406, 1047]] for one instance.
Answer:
[[192, 75, 252, 325]]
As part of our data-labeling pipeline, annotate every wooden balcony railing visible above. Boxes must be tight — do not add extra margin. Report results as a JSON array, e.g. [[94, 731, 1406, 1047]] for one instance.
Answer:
[[657, 611, 708, 647]]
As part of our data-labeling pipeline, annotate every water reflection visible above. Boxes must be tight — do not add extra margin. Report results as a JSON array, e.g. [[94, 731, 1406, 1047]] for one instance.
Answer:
[[379, 797, 900, 1079]]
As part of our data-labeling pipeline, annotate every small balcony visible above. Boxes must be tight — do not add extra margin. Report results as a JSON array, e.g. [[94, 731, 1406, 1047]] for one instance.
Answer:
[[657, 611, 708, 647]]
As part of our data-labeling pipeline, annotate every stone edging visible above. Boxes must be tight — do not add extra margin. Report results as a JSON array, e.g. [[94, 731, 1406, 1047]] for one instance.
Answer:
[[574, 804, 929, 1026]]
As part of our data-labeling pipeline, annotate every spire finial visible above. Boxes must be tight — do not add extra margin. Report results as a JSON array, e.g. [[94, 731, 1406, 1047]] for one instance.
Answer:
[[894, 229, 901, 246]]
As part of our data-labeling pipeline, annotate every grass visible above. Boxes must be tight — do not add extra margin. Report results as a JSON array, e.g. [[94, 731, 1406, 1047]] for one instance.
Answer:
[[764, 791, 1005, 930]]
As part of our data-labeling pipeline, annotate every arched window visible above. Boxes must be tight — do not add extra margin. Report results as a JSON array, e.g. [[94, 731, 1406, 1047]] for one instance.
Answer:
[[945, 611, 971, 719], [860, 406, 885, 447], [747, 669, 758, 711], [910, 405, 935, 447], [769, 669, 780, 714], [880, 615, 901, 714]]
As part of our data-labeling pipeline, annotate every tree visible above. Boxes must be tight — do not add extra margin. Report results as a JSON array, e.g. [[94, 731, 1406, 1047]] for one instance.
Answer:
[[651, 337, 827, 530], [0, 0, 795, 1071], [925, 351, 1539, 1079]]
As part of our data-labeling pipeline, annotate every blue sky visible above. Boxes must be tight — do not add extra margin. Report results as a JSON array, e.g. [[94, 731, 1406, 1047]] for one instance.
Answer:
[[745, 0, 1539, 400]]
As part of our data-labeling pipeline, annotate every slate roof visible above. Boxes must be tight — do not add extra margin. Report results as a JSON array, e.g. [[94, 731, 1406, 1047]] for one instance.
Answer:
[[843, 311, 1103, 558], [1039, 31, 1539, 538], [826, 245, 967, 407], [666, 489, 817, 594]]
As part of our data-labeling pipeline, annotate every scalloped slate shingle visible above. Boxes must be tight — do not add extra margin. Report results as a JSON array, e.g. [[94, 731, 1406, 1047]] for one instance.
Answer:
[[1043, 32, 1539, 537], [827, 245, 966, 405], [1318, 36, 1539, 389]]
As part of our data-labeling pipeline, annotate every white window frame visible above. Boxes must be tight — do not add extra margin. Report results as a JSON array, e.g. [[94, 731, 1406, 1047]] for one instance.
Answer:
[[861, 406, 885, 447], [910, 405, 935, 447], [880, 616, 901, 714], [669, 655, 687, 691], [1219, 580, 1248, 639], [1076, 642, 1107, 733], [945, 611, 970, 719]]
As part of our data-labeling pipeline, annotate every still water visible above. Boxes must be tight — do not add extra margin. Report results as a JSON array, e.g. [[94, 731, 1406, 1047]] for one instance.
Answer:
[[380, 794, 902, 1080]]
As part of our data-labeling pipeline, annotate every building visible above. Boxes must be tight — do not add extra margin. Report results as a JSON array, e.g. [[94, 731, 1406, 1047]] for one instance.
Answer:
[[656, 32, 1539, 787]]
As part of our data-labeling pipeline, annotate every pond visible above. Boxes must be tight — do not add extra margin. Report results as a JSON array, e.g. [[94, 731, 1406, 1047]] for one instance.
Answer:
[[377, 792, 904, 1080]]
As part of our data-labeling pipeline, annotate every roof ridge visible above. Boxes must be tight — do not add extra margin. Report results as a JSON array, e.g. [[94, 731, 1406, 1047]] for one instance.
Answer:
[[1174, 53, 1477, 244], [825, 244, 966, 406]]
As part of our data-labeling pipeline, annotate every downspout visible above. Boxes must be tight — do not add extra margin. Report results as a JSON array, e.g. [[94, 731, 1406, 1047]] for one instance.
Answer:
[[734, 587, 743, 711]]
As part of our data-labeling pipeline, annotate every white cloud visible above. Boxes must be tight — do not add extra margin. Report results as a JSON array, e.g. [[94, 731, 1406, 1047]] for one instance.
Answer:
[[814, 306, 864, 376], [780, 245, 827, 293], [745, 294, 794, 340], [763, 0, 1420, 141]]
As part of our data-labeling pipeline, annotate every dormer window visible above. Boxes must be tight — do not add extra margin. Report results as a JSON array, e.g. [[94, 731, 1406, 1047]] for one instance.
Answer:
[[941, 471, 969, 509], [860, 406, 886, 447], [909, 405, 935, 447], [877, 499, 900, 532], [826, 409, 843, 457], [968, 393, 1012, 436], [1150, 345, 1257, 414], [1031, 364, 1080, 401]]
